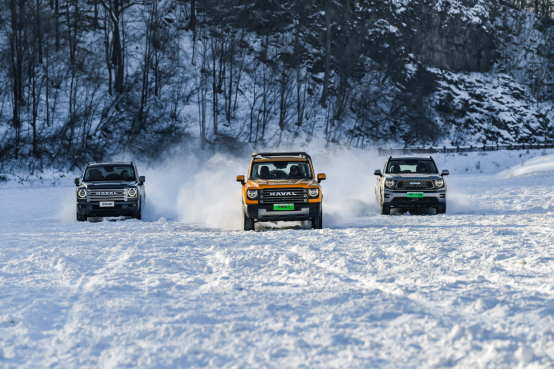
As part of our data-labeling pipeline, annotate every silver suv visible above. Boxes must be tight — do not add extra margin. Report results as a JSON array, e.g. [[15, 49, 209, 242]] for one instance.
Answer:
[[374, 156, 449, 215]]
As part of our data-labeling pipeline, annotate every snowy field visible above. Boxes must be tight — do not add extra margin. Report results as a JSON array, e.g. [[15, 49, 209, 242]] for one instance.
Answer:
[[2, 151, 554, 367]]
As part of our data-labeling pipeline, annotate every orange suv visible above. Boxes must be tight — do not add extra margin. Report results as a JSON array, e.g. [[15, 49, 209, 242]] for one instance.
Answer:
[[236, 152, 326, 231]]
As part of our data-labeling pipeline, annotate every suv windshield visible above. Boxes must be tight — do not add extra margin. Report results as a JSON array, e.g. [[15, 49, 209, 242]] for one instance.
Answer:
[[251, 161, 312, 180], [84, 165, 136, 181], [386, 160, 438, 174]]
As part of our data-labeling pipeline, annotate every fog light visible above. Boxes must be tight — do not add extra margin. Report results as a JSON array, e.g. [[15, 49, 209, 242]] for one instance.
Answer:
[[440, 194, 445, 198], [385, 194, 390, 198]]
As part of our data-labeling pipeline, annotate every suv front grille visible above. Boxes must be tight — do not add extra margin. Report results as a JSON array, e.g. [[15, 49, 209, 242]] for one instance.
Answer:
[[259, 188, 308, 204], [396, 181, 433, 189], [89, 189, 125, 201]]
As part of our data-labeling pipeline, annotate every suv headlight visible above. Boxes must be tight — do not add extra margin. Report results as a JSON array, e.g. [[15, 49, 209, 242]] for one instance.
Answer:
[[247, 189, 257, 199], [385, 179, 395, 188], [308, 188, 319, 198], [78, 189, 87, 198], [127, 188, 138, 197], [434, 179, 445, 188]]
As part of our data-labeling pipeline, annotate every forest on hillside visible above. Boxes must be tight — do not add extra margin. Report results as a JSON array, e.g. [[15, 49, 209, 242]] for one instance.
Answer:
[[1, 0, 554, 171]]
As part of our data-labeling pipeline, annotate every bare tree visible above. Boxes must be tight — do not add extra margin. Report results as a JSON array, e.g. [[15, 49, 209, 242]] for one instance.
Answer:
[[320, 0, 331, 109], [100, 0, 136, 94]]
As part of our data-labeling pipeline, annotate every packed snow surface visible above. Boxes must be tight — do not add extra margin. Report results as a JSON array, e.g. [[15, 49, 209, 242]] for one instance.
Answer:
[[2, 151, 554, 367]]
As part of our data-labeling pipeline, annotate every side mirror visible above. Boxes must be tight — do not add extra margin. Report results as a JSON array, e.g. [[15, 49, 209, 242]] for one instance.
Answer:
[[74, 177, 81, 186], [374, 169, 382, 176], [236, 175, 245, 185], [317, 173, 326, 183], [441, 170, 449, 176], [139, 176, 145, 183]]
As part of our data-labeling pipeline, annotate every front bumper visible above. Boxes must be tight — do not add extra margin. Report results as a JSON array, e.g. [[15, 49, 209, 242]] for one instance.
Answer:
[[245, 202, 322, 221], [76, 201, 139, 217], [383, 189, 446, 209]]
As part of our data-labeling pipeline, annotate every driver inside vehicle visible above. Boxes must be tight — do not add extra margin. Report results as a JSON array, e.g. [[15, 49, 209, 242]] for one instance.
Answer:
[[416, 163, 428, 173], [289, 165, 302, 179]]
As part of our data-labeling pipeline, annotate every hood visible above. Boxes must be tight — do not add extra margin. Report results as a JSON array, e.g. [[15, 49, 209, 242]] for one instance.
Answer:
[[385, 174, 444, 181], [247, 178, 317, 187], [81, 180, 138, 189]]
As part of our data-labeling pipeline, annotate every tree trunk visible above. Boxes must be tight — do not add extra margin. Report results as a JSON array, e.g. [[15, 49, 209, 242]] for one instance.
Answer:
[[31, 65, 38, 157], [9, 0, 25, 159], [55, 0, 59, 50], [190, 0, 197, 64], [36, 0, 43, 62], [320, 0, 330, 109], [45, 42, 50, 126], [227, 42, 233, 124], [113, 20, 124, 93], [212, 37, 218, 136]]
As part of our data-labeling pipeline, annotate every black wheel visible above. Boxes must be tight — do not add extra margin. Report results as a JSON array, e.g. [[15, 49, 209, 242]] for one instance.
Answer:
[[437, 205, 447, 214], [244, 212, 255, 231], [312, 207, 323, 229], [134, 198, 143, 220], [77, 211, 87, 222], [380, 203, 390, 215]]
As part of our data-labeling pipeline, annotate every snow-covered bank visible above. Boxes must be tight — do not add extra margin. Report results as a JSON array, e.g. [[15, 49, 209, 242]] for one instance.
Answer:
[[432, 148, 554, 174]]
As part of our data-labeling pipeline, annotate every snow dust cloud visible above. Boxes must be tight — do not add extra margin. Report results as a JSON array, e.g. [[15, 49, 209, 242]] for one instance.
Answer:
[[312, 148, 382, 226], [140, 153, 246, 229], [59, 189, 78, 222], [134, 147, 384, 229]]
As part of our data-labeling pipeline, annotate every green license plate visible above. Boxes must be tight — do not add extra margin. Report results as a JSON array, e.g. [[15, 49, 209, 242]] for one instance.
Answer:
[[407, 192, 424, 198], [274, 204, 294, 211]]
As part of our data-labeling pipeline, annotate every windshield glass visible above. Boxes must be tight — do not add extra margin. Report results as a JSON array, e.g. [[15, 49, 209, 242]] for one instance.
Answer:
[[251, 161, 312, 180], [84, 166, 136, 181], [386, 160, 438, 174]]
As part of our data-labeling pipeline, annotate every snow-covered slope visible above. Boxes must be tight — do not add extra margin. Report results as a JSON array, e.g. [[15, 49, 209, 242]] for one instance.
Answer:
[[1, 0, 554, 172], [499, 153, 554, 177]]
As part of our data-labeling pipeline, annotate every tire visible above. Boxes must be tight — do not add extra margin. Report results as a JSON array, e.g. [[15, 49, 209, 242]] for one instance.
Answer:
[[134, 198, 143, 220], [380, 203, 390, 215], [437, 205, 447, 214], [312, 207, 323, 229], [77, 211, 87, 222], [244, 212, 255, 231]]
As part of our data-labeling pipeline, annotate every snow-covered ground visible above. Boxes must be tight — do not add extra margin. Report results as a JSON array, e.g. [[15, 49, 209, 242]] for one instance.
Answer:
[[2, 151, 554, 367]]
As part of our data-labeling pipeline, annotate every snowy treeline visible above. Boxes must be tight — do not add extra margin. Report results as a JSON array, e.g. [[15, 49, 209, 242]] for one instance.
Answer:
[[1, 0, 554, 171]]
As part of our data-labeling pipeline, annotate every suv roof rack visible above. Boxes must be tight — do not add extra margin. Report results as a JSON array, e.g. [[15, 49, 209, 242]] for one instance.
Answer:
[[252, 152, 311, 160], [87, 161, 134, 165], [389, 156, 433, 160]]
